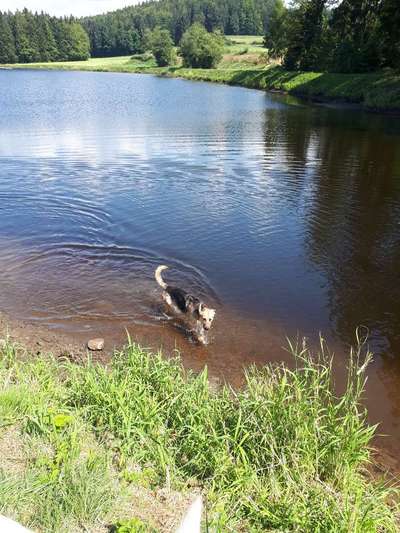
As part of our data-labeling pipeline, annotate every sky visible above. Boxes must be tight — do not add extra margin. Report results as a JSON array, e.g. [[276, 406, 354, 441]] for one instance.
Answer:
[[0, 0, 141, 17]]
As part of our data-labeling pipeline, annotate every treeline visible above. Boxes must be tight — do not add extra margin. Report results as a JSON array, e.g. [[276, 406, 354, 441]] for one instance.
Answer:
[[0, 9, 90, 63], [83, 0, 276, 57], [266, 0, 400, 72]]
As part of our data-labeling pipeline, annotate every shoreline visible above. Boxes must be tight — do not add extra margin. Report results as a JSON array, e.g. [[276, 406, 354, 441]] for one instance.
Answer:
[[1, 309, 400, 479], [1, 60, 399, 114], [0, 315, 399, 531], [0, 311, 86, 361], [155, 66, 400, 114]]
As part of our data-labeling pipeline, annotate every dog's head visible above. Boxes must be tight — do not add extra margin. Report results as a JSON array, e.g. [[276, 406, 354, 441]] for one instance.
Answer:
[[198, 303, 216, 331]]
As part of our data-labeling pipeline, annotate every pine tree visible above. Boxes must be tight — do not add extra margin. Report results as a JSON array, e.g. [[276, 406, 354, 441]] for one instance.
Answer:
[[13, 10, 33, 62], [36, 13, 58, 61], [0, 13, 17, 63], [24, 8, 41, 61], [65, 22, 90, 60]]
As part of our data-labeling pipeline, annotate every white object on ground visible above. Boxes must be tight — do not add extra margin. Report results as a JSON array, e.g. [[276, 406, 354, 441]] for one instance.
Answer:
[[0, 516, 33, 532], [176, 495, 203, 533], [87, 338, 105, 351]]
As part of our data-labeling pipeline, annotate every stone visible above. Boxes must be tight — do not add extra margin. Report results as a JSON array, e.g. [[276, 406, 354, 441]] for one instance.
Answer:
[[87, 338, 104, 351]]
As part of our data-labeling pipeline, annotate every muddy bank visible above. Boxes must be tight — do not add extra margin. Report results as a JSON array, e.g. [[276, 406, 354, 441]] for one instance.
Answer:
[[0, 310, 95, 361]]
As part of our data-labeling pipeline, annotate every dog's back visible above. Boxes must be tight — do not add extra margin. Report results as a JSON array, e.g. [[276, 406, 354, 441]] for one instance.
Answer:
[[167, 287, 200, 314], [155, 265, 200, 315]]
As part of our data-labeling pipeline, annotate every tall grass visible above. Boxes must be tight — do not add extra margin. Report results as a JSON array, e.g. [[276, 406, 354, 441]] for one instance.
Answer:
[[0, 336, 398, 531]]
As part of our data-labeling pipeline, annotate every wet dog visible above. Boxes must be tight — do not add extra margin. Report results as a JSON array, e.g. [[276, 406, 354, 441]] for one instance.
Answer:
[[155, 265, 216, 344]]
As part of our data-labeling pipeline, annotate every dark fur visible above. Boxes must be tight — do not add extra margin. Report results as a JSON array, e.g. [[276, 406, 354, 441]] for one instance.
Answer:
[[165, 286, 202, 317]]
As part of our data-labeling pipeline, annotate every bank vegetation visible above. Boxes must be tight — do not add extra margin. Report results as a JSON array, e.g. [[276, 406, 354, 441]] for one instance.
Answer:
[[0, 335, 398, 531]]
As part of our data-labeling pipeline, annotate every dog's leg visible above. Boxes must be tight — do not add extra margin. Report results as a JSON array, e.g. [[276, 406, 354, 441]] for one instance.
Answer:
[[162, 291, 173, 306], [194, 321, 207, 345], [162, 291, 182, 316], [161, 291, 173, 318]]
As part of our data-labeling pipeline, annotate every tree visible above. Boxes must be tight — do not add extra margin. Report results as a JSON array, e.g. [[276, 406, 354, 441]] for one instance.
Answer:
[[283, 0, 330, 71], [299, 0, 329, 71], [82, 0, 278, 57], [36, 14, 58, 61], [117, 26, 142, 55], [240, 0, 263, 34], [379, 0, 400, 68], [274, 0, 397, 73], [264, 0, 287, 60], [71, 22, 90, 60], [204, 0, 222, 32], [180, 23, 224, 68], [329, 0, 382, 73], [0, 10, 91, 64], [59, 21, 90, 61], [149, 26, 176, 66], [13, 10, 36, 63], [0, 13, 17, 63], [281, 5, 305, 70]]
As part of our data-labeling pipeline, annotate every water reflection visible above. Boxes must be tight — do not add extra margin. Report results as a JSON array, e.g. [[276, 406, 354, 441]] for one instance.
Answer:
[[264, 105, 400, 354]]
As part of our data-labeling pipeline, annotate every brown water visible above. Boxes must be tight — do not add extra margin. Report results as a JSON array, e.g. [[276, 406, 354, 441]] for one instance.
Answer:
[[1, 69, 400, 452]]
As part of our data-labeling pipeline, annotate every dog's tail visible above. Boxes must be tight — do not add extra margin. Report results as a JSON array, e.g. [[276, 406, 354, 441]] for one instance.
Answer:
[[155, 265, 169, 289]]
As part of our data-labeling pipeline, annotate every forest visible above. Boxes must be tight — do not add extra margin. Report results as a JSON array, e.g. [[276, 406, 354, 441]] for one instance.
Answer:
[[82, 0, 276, 58], [0, 0, 399, 74], [267, 0, 400, 72], [0, 9, 90, 63]]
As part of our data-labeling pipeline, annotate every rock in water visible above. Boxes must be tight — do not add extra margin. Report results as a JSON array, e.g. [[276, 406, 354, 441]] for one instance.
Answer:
[[87, 338, 104, 351]]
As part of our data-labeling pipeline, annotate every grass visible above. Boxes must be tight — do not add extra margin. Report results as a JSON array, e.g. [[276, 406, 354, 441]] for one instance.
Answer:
[[0, 334, 399, 532], [151, 66, 400, 110], [0, 55, 157, 73], [2, 33, 398, 110], [224, 35, 265, 55]]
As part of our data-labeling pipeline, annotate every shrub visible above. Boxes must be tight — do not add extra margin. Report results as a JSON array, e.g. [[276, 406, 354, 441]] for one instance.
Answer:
[[149, 27, 176, 67], [180, 24, 224, 69]]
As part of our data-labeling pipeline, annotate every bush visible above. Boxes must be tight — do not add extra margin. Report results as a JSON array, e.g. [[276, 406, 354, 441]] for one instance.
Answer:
[[180, 24, 224, 69], [149, 27, 176, 67]]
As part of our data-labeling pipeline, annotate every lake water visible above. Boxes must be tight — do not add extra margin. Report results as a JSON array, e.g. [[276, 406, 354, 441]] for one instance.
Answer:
[[1, 69, 400, 451]]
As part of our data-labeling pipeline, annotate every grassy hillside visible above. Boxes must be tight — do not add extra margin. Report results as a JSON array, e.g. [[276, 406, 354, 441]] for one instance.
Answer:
[[166, 67, 400, 111], [0, 335, 399, 531]]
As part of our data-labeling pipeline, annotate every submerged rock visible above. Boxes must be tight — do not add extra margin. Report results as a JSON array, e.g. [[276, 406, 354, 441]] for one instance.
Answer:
[[87, 338, 105, 351]]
